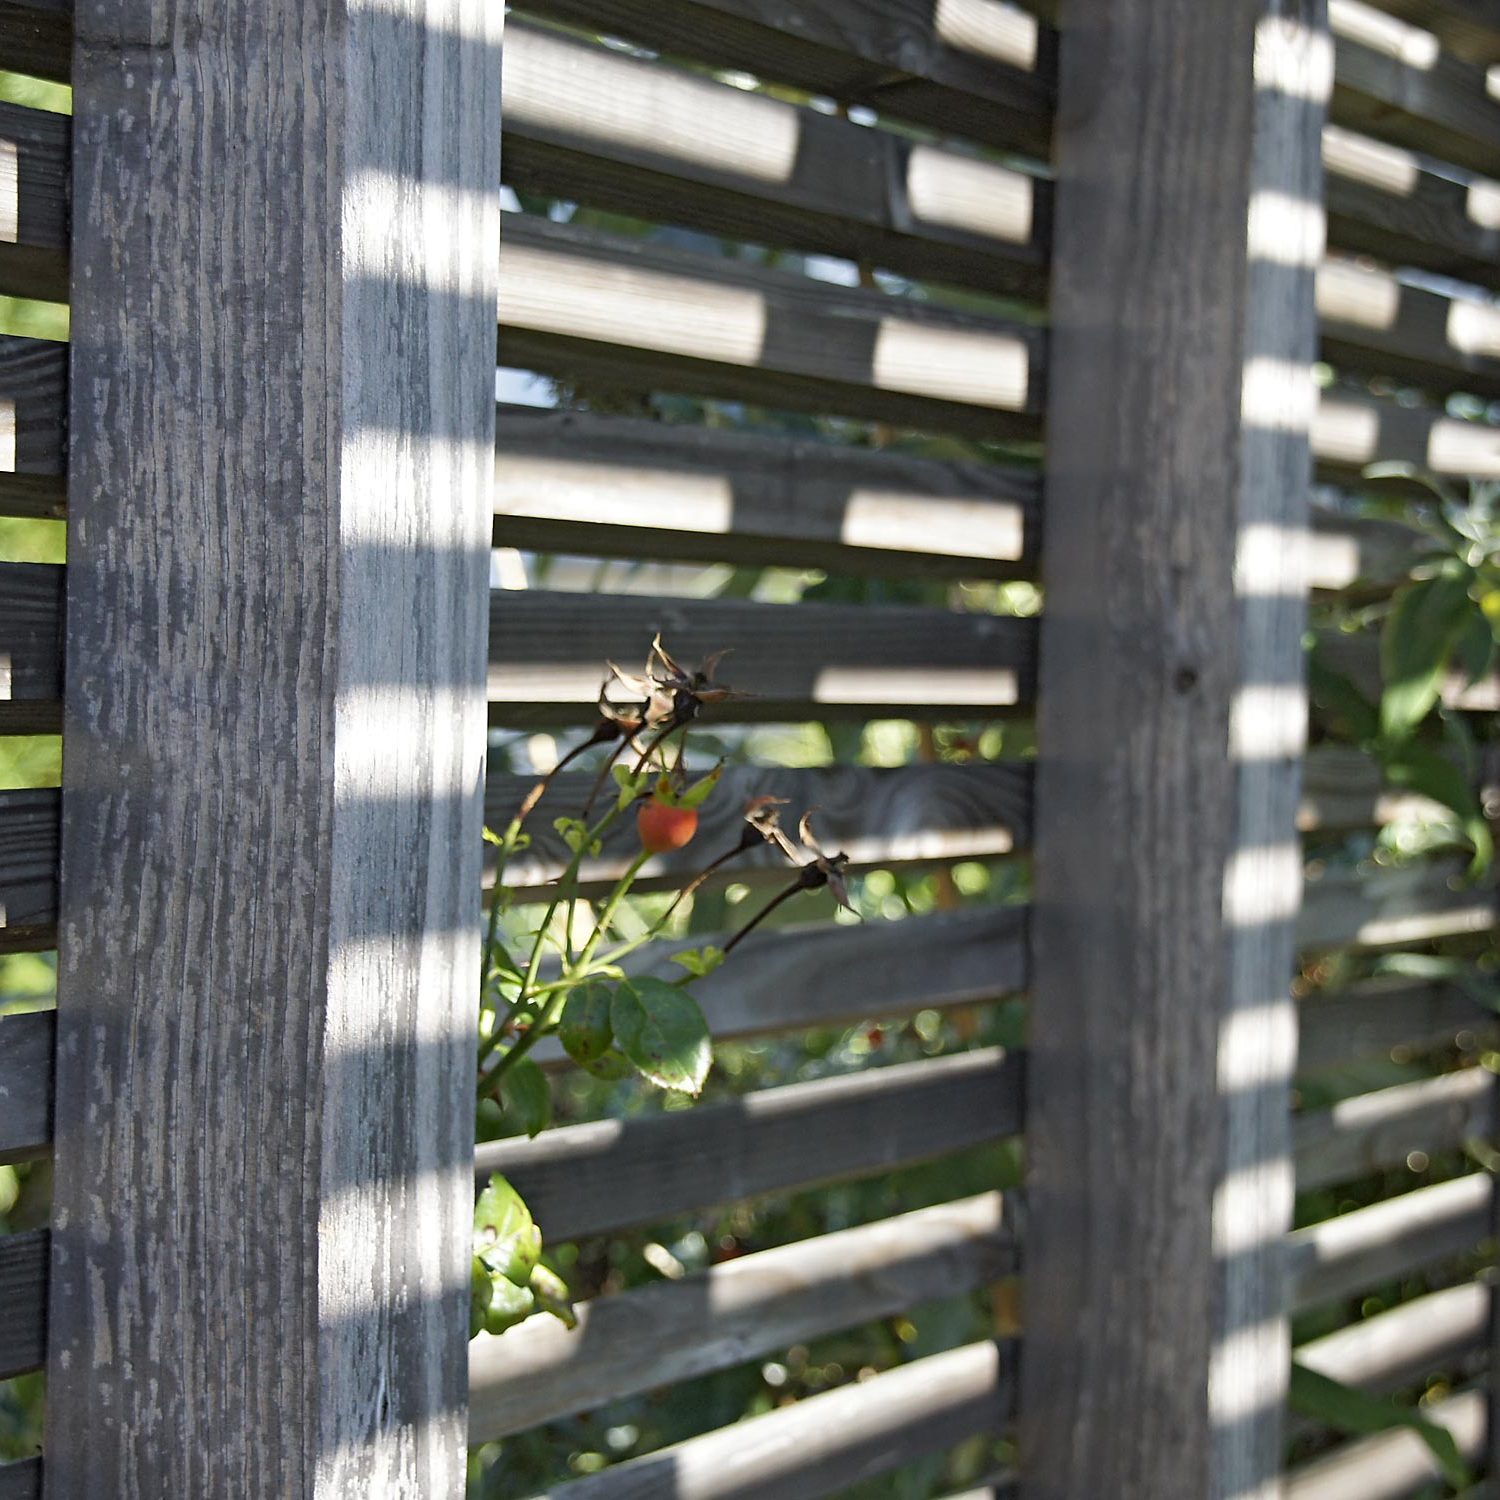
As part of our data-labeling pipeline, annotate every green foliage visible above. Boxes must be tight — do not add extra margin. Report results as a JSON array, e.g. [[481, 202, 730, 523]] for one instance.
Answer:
[[609, 976, 712, 1096], [1379, 568, 1476, 740]]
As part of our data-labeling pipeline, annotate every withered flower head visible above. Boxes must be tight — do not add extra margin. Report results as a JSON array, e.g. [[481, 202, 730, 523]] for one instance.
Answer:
[[795, 809, 852, 912]]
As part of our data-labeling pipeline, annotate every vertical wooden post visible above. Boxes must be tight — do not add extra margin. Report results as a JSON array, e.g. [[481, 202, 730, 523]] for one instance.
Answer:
[[1021, 4, 1327, 1499], [45, 2, 500, 1494]]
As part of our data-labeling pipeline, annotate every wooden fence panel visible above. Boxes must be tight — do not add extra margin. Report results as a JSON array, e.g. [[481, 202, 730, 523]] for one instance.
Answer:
[[1022, 3, 1328, 1498], [42, 2, 501, 1494]]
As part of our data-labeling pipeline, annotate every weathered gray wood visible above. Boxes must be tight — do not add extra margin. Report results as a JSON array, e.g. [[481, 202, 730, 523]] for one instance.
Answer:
[[523, 1338, 1013, 1500], [1318, 257, 1500, 401], [0, 1009, 52, 1162], [0, 336, 66, 520], [504, 22, 1049, 302], [469, 1192, 1014, 1441], [45, 2, 501, 1494], [0, 1229, 46, 1379], [1297, 745, 1439, 830], [1023, 3, 1326, 1497], [488, 759, 1031, 897], [0, 103, 68, 304], [1285, 1387, 1485, 1499], [487, 589, 1038, 723], [1306, 513, 1424, 594], [0, 1459, 41, 1500], [1288, 1172, 1492, 1311], [1330, 17, 1500, 178], [1296, 1282, 1488, 1393], [0, 563, 61, 734], [1293, 1068, 1493, 1190], [1297, 858, 1496, 951], [517, 0, 1055, 157], [0, 2, 69, 85], [494, 404, 1041, 579], [498, 213, 1046, 443], [1369, 0, 1500, 65], [1318, 628, 1500, 712], [1297, 976, 1485, 1074], [0, 788, 56, 951], [476, 1046, 1023, 1243], [1323, 124, 1500, 291]]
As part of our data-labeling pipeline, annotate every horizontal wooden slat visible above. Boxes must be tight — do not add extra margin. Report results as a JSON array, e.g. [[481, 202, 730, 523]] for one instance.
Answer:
[[1298, 976, 1485, 1075], [1306, 514, 1423, 595], [1298, 746, 1443, 830], [469, 1192, 1013, 1441], [498, 213, 1046, 441], [0, 1228, 46, 1379], [493, 405, 1041, 579], [488, 590, 1037, 723], [1313, 388, 1500, 482], [1318, 629, 1500, 713], [0, 101, 66, 304], [1297, 1282, 1488, 1392], [1323, 124, 1500, 291], [0, 787, 57, 951], [1286, 1386, 1484, 1499], [1293, 1068, 1493, 1191], [503, 23, 1048, 302], [476, 1046, 1023, 1243], [489, 759, 1031, 896], [524, 1337, 1012, 1500], [1330, 2, 1500, 177], [1367, 0, 1500, 65], [0, 335, 66, 519], [0, 1459, 41, 1500], [1288, 1171, 1492, 1311], [515, 0, 1055, 158], [0, 1, 69, 85], [1298, 859, 1495, 952], [1318, 257, 1500, 401], [0, 1008, 52, 1162], [0, 562, 62, 733]]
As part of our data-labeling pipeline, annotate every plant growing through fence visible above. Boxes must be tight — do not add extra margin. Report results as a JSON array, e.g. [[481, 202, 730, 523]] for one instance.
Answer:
[[469, 638, 851, 1338]]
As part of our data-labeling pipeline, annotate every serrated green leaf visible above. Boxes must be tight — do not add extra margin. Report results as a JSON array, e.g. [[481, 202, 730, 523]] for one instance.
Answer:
[[580, 1048, 634, 1080], [498, 1057, 552, 1139], [1380, 573, 1476, 740], [559, 981, 615, 1065], [670, 945, 726, 978], [611, 976, 713, 1095], [474, 1173, 541, 1287], [1289, 1363, 1472, 1490]]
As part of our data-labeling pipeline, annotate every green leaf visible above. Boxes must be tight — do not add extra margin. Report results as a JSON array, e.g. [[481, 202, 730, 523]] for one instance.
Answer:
[[1308, 653, 1379, 745], [559, 981, 615, 1065], [482, 1275, 536, 1336], [1382, 741, 1494, 876], [678, 761, 725, 810], [1454, 606, 1496, 686], [670, 945, 726, 979], [579, 1048, 634, 1080], [473, 1173, 541, 1288], [1289, 1363, 1472, 1490], [612, 763, 649, 811], [1380, 572, 1476, 740], [531, 1263, 578, 1330], [610, 976, 713, 1095], [498, 1057, 552, 1139], [553, 815, 591, 854], [470, 1256, 495, 1339]]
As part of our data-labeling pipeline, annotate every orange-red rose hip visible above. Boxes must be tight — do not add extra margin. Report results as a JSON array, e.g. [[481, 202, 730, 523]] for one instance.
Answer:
[[637, 798, 699, 854]]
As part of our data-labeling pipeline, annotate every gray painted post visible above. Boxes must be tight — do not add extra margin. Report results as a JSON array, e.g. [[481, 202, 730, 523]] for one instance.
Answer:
[[1021, 3, 1328, 1498], [45, 2, 500, 1494]]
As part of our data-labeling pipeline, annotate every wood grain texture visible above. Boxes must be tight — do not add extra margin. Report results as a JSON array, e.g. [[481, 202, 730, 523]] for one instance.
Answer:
[[0, 563, 61, 733], [1296, 1282, 1488, 1393], [494, 404, 1042, 580], [0, 1459, 41, 1500], [1023, 2, 1325, 1496], [1297, 857, 1496, 950], [0, 1009, 52, 1162], [516, 0, 1056, 157], [488, 759, 1032, 896], [1330, 23, 1500, 177], [504, 21, 1049, 302], [0, 2, 69, 85], [0, 103, 68, 303], [1287, 1172, 1492, 1310], [522, 1338, 1014, 1500], [0, 788, 56, 952], [1292, 1067, 1493, 1190], [0, 1229, 45, 1379], [469, 1192, 1015, 1441], [498, 213, 1046, 443], [476, 1047, 1024, 1243], [0, 336, 66, 521], [487, 589, 1038, 723], [45, 2, 501, 1494], [1285, 1387, 1485, 1499], [1297, 976, 1485, 1074]]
